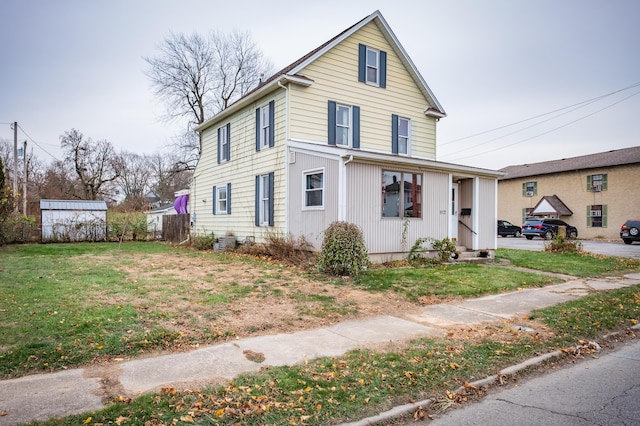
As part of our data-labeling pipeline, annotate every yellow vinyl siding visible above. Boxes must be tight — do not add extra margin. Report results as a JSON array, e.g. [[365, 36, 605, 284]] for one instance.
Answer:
[[289, 21, 437, 158], [191, 90, 287, 242]]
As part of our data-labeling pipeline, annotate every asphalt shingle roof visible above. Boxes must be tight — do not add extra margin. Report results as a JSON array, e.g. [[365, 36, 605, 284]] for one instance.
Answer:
[[499, 146, 640, 180]]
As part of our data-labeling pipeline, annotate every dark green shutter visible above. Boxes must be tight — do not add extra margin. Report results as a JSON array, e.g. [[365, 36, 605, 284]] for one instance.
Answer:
[[522, 183, 526, 197], [586, 175, 592, 191], [255, 108, 261, 152], [379, 50, 387, 88], [358, 44, 366, 82], [328, 101, 336, 145], [352, 106, 360, 149], [602, 174, 608, 190], [602, 205, 607, 227], [268, 172, 275, 227], [225, 123, 231, 161], [217, 128, 221, 164], [268, 100, 275, 148], [391, 114, 399, 154]]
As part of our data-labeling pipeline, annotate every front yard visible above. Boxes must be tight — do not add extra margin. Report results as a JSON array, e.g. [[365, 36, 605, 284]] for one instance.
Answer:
[[1, 242, 640, 425]]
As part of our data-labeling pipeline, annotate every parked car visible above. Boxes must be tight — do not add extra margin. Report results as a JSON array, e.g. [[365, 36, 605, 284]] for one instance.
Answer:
[[521, 218, 578, 240], [497, 220, 521, 237], [620, 219, 640, 244]]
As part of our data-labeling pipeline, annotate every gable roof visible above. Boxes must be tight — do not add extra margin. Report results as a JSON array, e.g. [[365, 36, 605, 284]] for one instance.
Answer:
[[531, 195, 573, 216], [499, 146, 640, 180], [196, 10, 445, 132]]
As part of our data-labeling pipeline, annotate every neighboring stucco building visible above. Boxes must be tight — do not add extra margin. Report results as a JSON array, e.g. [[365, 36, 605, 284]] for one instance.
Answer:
[[190, 10, 502, 260], [498, 146, 640, 240]]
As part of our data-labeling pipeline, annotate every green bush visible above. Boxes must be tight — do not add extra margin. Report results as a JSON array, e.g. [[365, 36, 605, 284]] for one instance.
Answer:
[[544, 233, 583, 253], [318, 221, 369, 276], [192, 232, 216, 250], [107, 212, 150, 241]]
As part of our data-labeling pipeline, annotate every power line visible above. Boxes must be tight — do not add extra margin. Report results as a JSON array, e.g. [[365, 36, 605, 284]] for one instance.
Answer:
[[445, 88, 640, 163], [17, 124, 60, 161], [438, 80, 640, 148]]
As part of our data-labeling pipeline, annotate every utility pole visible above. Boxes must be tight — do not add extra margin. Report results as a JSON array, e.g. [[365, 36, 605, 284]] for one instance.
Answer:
[[23, 140, 27, 216], [13, 122, 18, 212]]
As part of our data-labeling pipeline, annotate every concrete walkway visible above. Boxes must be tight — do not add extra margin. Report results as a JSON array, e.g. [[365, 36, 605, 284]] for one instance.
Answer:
[[1, 273, 639, 425]]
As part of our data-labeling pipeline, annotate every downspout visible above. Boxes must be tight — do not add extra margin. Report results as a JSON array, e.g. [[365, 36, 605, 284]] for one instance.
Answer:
[[338, 155, 353, 221], [278, 80, 290, 235]]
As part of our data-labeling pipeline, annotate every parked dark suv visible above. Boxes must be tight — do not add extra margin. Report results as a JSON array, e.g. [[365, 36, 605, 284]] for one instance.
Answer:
[[497, 220, 521, 237], [521, 218, 578, 240], [620, 220, 640, 244]]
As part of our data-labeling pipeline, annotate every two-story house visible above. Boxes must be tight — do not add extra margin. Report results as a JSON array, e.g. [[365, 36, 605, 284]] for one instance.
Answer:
[[498, 146, 640, 240], [190, 10, 502, 261]]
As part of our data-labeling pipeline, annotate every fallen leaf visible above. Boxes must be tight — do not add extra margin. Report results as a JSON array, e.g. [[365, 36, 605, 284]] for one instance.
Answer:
[[83, 417, 92, 424], [115, 415, 128, 425]]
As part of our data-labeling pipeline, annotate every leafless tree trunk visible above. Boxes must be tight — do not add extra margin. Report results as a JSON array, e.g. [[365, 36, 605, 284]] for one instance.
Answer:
[[148, 152, 192, 204], [60, 129, 123, 200]]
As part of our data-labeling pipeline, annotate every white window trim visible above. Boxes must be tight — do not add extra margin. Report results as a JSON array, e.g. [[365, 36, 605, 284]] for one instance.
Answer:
[[365, 46, 380, 86], [398, 116, 411, 155], [336, 104, 352, 147], [260, 104, 270, 150], [215, 184, 229, 215], [302, 168, 325, 210], [219, 125, 229, 162]]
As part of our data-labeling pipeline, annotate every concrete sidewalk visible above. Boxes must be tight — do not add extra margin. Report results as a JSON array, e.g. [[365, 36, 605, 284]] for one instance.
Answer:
[[1, 274, 639, 425]]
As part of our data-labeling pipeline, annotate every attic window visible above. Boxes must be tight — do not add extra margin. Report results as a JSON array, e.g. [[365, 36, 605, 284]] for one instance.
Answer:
[[358, 44, 387, 88]]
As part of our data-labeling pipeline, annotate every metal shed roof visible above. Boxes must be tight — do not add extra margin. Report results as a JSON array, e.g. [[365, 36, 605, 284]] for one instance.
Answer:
[[40, 199, 108, 211]]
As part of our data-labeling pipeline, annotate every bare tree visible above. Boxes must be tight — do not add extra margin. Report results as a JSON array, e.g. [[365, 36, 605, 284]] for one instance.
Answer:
[[117, 151, 152, 211], [60, 129, 124, 200], [148, 152, 192, 204], [145, 30, 273, 169]]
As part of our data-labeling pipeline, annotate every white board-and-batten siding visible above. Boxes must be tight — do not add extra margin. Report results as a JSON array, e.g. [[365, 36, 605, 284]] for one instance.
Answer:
[[287, 152, 340, 249], [346, 162, 450, 254], [191, 90, 287, 242]]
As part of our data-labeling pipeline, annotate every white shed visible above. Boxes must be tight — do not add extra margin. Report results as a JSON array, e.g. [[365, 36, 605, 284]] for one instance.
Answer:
[[40, 199, 108, 242], [145, 203, 176, 235]]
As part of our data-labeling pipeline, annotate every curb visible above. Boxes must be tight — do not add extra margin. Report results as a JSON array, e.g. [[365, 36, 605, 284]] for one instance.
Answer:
[[338, 324, 640, 426]]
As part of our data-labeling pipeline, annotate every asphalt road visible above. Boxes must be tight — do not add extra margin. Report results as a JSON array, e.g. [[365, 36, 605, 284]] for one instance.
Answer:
[[498, 236, 640, 259], [422, 339, 640, 426]]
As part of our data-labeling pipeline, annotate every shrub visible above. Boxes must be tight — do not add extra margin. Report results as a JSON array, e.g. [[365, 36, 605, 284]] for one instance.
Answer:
[[544, 233, 583, 253], [192, 232, 216, 251], [408, 237, 458, 265], [238, 231, 316, 267], [107, 212, 150, 241], [318, 221, 369, 276]]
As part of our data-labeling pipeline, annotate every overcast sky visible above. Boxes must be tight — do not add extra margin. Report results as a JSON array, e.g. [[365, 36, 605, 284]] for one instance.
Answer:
[[1, 0, 638, 171]]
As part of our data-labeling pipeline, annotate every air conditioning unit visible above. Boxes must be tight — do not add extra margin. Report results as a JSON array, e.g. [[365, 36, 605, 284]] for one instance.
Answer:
[[590, 210, 602, 217], [525, 191, 534, 197], [591, 185, 602, 192]]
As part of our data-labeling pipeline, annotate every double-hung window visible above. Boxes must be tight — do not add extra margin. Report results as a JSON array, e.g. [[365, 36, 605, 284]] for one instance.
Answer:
[[328, 101, 360, 148], [358, 44, 387, 88], [304, 169, 324, 208], [587, 174, 607, 192], [212, 183, 231, 215], [255, 100, 275, 151], [392, 115, 410, 155], [255, 172, 274, 226], [218, 123, 230, 163], [587, 204, 607, 228], [522, 181, 537, 197], [381, 171, 422, 218]]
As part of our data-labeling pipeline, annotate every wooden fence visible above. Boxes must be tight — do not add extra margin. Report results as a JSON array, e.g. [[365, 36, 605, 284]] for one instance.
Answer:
[[162, 214, 190, 243]]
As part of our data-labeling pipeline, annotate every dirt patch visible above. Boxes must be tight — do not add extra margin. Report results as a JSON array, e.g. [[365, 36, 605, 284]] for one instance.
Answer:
[[93, 252, 421, 355]]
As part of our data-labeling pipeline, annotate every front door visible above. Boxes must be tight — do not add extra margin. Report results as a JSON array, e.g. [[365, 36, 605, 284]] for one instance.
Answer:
[[451, 183, 458, 241]]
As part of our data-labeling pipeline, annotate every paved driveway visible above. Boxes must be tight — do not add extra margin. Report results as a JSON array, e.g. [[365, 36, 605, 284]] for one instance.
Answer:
[[497, 236, 640, 259]]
